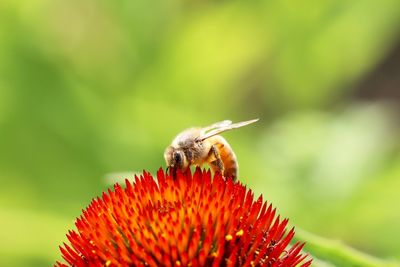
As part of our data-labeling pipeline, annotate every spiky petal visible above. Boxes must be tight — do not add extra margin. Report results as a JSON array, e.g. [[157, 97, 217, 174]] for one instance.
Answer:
[[56, 168, 311, 267]]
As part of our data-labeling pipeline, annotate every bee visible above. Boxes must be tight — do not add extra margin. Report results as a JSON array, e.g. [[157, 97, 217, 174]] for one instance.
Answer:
[[164, 119, 258, 181]]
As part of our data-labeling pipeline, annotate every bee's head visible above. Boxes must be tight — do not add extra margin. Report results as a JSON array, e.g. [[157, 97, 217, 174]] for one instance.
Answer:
[[164, 146, 188, 171]]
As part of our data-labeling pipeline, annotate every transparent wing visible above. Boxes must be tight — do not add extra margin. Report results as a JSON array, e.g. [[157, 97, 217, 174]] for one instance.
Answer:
[[201, 120, 232, 132], [196, 118, 259, 141]]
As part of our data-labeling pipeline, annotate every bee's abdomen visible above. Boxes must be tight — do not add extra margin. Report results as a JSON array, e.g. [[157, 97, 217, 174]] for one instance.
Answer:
[[213, 136, 239, 182]]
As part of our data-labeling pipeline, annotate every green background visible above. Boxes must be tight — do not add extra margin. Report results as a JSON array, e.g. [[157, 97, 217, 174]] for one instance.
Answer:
[[0, 0, 400, 266]]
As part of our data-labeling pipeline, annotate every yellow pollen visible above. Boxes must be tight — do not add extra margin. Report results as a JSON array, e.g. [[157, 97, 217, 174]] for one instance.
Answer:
[[91, 250, 96, 254], [225, 234, 233, 241], [175, 260, 181, 266], [211, 252, 218, 257], [250, 261, 255, 267], [236, 229, 244, 236], [105, 260, 112, 266]]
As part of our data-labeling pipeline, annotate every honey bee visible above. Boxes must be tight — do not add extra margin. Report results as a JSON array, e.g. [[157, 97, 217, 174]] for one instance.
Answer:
[[164, 119, 258, 181]]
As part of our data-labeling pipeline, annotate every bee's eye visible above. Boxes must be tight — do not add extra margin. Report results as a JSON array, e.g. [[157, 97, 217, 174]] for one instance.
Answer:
[[173, 152, 182, 163]]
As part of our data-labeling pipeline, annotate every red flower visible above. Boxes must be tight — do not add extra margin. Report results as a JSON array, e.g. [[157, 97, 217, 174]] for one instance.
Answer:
[[56, 168, 311, 267]]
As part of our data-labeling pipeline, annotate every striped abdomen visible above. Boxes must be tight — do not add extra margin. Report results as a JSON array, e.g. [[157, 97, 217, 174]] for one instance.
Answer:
[[209, 135, 239, 182]]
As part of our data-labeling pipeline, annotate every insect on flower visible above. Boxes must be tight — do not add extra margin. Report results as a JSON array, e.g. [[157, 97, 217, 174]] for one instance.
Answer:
[[164, 119, 258, 181]]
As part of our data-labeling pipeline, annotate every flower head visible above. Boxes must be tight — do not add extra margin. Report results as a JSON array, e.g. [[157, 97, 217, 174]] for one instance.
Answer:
[[56, 168, 311, 267]]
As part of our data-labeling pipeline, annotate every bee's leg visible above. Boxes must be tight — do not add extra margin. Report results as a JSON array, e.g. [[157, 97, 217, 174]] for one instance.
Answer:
[[209, 145, 224, 174]]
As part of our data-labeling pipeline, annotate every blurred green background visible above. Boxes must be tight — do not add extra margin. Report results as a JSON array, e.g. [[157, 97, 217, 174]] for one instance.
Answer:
[[1, 0, 400, 266]]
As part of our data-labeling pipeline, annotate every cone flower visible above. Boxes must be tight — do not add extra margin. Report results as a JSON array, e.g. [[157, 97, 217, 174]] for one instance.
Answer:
[[56, 168, 311, 267]]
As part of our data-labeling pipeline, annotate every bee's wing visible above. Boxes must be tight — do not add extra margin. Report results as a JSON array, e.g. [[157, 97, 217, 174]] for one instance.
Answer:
[[201, 120, 232, 132], [196, 118, 259, 141]]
